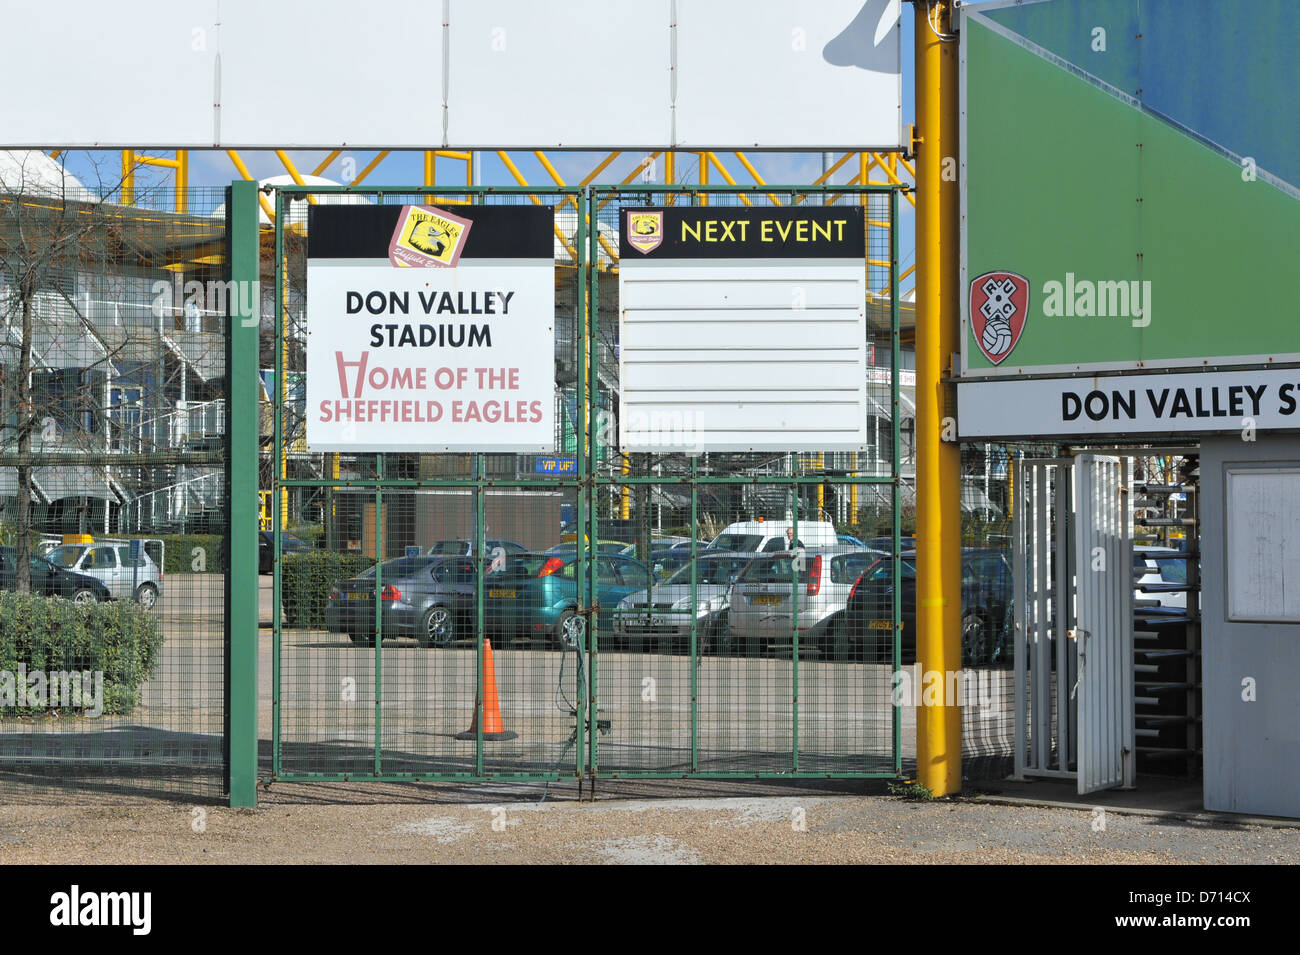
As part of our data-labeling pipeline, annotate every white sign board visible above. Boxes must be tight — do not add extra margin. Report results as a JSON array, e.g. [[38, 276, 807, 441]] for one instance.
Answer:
[[958, 368, 1300, 439], [305, 204, 555, 452], [618, 207, 867, 452], [1226, 468, 1300, 622], [0, 0, 901, 149]]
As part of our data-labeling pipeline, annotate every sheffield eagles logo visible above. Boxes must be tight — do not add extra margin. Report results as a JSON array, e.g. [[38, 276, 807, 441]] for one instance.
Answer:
[[627, 211, 663, 254], [389, 205, 473, 268], [970, 271, 1029, 365]]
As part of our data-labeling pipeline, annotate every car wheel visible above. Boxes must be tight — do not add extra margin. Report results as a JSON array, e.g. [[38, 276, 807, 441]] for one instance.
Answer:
[[134, 583, 159, 610], [418, 606, 455, 648], [348, 631, 375, 647], [961, 611, 987, 666], [553, 609, 580, 650], [72, 588, 97, 605]]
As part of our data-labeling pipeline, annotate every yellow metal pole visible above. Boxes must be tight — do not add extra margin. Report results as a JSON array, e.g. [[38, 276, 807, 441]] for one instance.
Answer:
[[120, 150, 135, 206], [175, 150, 188, 213], [914, 0, 962, 795]]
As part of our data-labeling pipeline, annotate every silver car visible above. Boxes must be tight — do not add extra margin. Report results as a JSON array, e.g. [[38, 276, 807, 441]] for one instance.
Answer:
[[614, 552, 759, 653], [727, 548, 884, 655], [45, 541, 164, 609]]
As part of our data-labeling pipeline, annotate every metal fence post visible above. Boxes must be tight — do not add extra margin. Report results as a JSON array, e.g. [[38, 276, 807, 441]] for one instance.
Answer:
[[226, 179, 260, 807]]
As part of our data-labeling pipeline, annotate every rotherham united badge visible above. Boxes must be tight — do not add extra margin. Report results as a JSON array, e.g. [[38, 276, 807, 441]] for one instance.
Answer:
[[969, 271, 1029, 365]]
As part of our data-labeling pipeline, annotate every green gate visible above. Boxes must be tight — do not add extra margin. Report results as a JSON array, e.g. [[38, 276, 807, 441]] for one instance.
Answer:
[[264, 183, 903, 785]]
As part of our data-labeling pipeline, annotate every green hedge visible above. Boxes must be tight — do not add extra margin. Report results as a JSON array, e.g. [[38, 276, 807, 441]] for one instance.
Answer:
[[281, 551, 375, 630], [0, 593, 164, 717], [156, 534, 226, 574]]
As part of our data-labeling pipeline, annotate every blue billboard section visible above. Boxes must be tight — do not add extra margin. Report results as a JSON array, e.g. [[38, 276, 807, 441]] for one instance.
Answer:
[[984, 0, 1138, 95], [983, 0, 1300, 192]]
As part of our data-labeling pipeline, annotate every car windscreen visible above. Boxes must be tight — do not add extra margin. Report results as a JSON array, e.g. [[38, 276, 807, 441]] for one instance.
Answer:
[[711, 534, 765, 552], [429, 540, 468, 555], [358, 558, 429, 578], [861, 557, 917, 582], [736, 555, 812, 584], [831, 552, 880, 584], [664, 556, 748, 586], [46, 546, 86, 570]]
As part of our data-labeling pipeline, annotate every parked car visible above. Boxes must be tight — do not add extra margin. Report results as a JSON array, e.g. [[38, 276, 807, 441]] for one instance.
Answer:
[[709, 520, 838, 553], [861, 535, 918, 553], [1133, 545, 1191, 610], [726, 548, 885, 655], [614, 551, 760, 653], [325, 555, 476, 647], [426, 538, 527, 558], [45, 540, 163, 609], [259, 531, 312, 574], [0, 547, 110, 604], [482, 552, 657, 646], [841, 548, 1013, 665], [543, 541, 634, 555]]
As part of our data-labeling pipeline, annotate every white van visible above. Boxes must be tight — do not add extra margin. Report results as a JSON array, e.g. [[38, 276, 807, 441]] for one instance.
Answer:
[[708, 520, 838, 553]]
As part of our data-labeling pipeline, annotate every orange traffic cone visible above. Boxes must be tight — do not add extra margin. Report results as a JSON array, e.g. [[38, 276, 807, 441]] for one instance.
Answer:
[[455, 638, 518, 741]]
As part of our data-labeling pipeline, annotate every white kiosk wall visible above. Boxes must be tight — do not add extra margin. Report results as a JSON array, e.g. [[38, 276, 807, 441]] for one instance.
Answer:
[[1200, 436, 1300, 818]]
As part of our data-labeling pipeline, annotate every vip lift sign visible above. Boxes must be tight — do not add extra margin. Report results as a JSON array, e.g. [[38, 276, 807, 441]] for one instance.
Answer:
[[305, 204, 555, 452]]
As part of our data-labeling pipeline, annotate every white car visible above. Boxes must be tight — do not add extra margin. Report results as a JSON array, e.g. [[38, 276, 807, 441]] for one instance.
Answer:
[[45, 541, 164, 609], [708, 520, 839, 553], [1133, 545, 1192, 610]]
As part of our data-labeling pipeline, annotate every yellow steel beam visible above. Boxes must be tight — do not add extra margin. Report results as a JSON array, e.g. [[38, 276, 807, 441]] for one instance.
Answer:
[[349, 151, 391, 187], [274, 149, 316, 203], [120, 149, 135, 206], [594, 152, 663, 213], [495, 151, 578, 262], [226, 150, 276, 222], [703, 153, 753, 206], [914, 0, 962, 797], [733, 152, 783, 206], [312, 150, 343, 177], [176, 150, 188, 214], [531, 151, 619, 265]]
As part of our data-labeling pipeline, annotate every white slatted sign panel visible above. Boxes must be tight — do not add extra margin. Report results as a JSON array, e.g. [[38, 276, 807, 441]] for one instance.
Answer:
[[618, 207, 867, 452]]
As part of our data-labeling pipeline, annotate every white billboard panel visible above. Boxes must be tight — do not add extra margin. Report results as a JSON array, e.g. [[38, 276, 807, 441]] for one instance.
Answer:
[[618, 207, 868, 452], [675, 0, 902, 149], [305, 204, 555, 452], [0, 1, 212, 146], [446, 1, 668, 148], [0, 0, 901, 149]]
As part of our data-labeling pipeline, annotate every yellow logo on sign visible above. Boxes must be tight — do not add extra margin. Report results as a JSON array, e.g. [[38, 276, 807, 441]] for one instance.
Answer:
[[389, 205, 473, 268], [627, 211, 664, 254]]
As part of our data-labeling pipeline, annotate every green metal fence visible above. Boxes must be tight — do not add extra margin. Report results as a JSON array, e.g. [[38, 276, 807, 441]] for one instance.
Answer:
[[0, 183, 232, 802], [265, 183, 903, 785]]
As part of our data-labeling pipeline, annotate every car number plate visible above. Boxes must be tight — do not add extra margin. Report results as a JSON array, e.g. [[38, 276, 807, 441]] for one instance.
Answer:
[[346, 592, 371, 601], [488, 588, 516, 598], [752, 594, 783, 606]]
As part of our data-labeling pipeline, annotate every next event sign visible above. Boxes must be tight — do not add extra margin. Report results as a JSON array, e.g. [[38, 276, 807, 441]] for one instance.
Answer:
[[617, 206, 868, 452], [305, 204, 555, 452]]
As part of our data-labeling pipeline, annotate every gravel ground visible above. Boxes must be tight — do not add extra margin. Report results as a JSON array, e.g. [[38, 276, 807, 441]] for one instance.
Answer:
[[1, 792, 1295, 864]]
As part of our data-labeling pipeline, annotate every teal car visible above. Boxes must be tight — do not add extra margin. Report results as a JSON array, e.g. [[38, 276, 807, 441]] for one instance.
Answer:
[[483, 552, 658, 647]]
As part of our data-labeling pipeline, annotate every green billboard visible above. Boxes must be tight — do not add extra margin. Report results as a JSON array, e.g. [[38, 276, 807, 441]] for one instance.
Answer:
[[960, 0, 1300, 379]]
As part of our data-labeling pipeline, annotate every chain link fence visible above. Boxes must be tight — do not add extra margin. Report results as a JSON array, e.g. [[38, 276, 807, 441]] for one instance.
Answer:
[[0, 168, 228, 801], [268, 185, 905, 783]]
